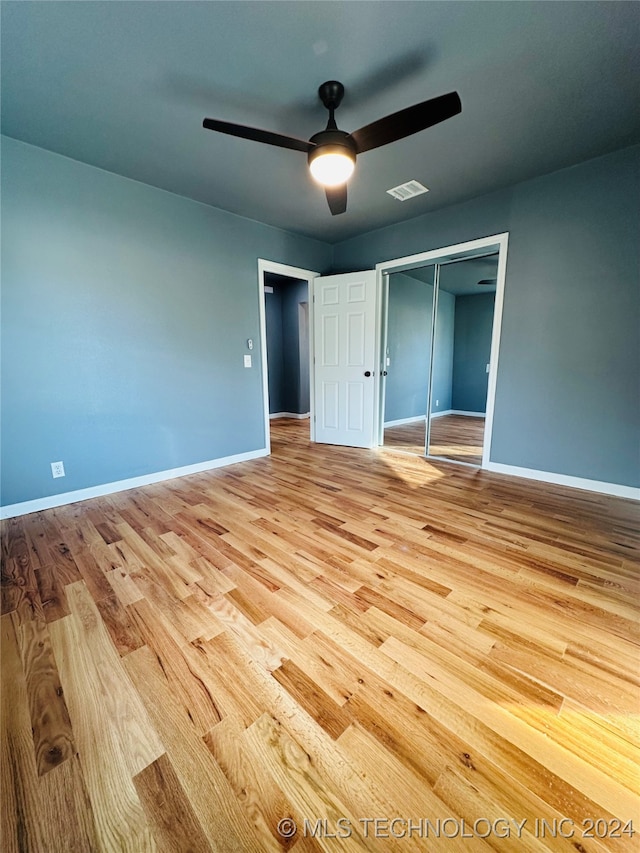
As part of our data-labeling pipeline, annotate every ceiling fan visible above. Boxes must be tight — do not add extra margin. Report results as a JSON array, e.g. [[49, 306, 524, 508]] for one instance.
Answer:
[[203, 81, 461, 215]]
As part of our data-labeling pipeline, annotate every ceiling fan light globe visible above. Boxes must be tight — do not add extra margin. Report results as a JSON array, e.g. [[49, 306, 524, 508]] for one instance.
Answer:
[[309, 149, 355, 187]]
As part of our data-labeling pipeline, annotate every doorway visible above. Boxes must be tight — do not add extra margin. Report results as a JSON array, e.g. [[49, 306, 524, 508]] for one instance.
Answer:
[[377, 233, 508, 468], [258, 260, 317, 453], [264, 272, 309, 418]]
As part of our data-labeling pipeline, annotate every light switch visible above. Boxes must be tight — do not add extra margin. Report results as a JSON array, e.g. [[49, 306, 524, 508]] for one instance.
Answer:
[[486, 363, 490, 373], [244, 354, 252, 368]]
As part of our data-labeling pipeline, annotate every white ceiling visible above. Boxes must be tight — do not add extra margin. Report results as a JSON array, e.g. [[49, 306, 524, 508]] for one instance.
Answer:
[[2, 1, 639, 243]]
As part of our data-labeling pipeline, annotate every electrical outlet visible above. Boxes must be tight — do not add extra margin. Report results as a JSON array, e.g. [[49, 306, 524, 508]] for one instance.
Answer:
[[51, 461, 65, 478]]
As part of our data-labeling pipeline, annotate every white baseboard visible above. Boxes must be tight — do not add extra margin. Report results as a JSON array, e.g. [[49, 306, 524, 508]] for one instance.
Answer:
[[384, 415, 426, 428], [485, 461, 640, 500], [0, 447, 270, 519], [385, 410, 485, 426], [5, 442, 634, 520], [270, 412, 310, 420], [430, 409, 486, 418]]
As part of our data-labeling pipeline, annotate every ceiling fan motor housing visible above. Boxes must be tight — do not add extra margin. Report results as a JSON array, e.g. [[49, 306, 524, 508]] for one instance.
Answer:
[[318, 80, 345, 111], [307, 129, 357, 187], [308, 129, 357, 166]]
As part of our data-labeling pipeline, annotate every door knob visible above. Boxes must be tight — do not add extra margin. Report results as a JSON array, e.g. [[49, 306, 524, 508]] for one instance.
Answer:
[[364, 371, 371, 377]]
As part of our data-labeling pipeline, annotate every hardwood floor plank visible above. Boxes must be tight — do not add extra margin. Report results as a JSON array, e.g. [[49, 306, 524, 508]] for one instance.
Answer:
[[433, 765, 582, 853], [116, 525, 193, 601], [50, 519, 111, 601], [189, 556, 237, 596], [488, 639, 638, 723], [1, 517, 41, 616], [49, 591, 161, 852], [380, 636, 639, 820], [21, 513, 53, 571], [1, 556, 26, 615], [337, 721, 493, 852], [203, 714, 298, 853], [131, 569, 223, 644], [2, 418, 637, 851], [222, 563, 315, 638], [243, 713, 371, 852], [123, 645, 264, 853], [190, 632, 267, 727], [193, 627, 389, 824], [272, 658, 353, 740], [1, 614, 48, 852], [133, 753, 214, 853], [11, 607, 75, 776], [105, 565, 145, 607], [36, 757, 100, 853], [65, 581, 164, 774], [127, 598, 225, 734], [344, 677, 469, 788], [266, 563, 334, 613], [275, 584, 636, 832], [4, 523, 77, 778], [206, 594, 286, 672], [327, 603, 390, 647], [33, 563, 70, 623], [94, 592, 145, 656]]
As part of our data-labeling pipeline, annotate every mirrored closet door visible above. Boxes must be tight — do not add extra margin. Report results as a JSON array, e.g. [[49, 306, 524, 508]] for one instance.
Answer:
[[382, 266, 435, 455], [381, 251, 499, 467], [427, 255, 498, 465]]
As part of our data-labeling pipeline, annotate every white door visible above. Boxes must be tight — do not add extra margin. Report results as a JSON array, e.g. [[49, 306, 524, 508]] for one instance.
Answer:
[[313, 270, 378, 447]]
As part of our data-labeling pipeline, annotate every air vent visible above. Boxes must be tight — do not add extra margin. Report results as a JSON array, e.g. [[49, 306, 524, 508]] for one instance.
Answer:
[[386, 180, 429, 201]]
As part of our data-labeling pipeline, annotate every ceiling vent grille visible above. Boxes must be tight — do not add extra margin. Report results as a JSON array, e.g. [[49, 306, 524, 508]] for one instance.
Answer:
[[386, 180, 429, 201]]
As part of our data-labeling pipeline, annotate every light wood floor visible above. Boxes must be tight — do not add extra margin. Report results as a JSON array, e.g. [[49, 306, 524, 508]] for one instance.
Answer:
[[2, 418, 639, 852], [384, 414, 485, 465], [384, 418, 429, 456]]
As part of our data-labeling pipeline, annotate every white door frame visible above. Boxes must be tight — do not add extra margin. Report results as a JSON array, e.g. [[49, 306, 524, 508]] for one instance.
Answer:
[[257, 260, 318, 453], [375, 232, 509, 467]]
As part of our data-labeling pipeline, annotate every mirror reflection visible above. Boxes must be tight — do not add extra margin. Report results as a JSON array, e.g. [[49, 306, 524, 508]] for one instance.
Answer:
[[428, 255, 497, 464], [382, 252, 498, 466], [382, 266, 435, 455]]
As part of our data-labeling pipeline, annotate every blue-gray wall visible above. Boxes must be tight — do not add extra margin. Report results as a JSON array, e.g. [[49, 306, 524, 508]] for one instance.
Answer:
[[452, 292, 496, 413], [334, 145, 640, 488], [265, 275, 309, 415], [1, 137, 331, 506], [265, 285, 285, 414], [281, 279, 310, 415], [3, 137, 638, 507]]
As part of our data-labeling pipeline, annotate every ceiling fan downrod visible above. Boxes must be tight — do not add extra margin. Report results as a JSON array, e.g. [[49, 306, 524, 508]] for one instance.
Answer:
[[318, 80, 345, 130]]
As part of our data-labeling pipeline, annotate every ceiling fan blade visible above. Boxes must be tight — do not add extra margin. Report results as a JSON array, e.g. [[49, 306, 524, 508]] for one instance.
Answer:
[[203, 118, 312, 153], [350, 91, 461, 154], [325, 184, 347, 215]]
